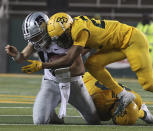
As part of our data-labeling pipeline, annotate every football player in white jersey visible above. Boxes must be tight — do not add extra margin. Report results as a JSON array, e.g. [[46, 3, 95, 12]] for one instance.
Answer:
[[5, 12, 100, 125]]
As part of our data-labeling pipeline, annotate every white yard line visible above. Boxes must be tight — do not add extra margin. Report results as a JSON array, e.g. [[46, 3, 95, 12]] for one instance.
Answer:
[[0, 105, 153, 109], [0, 115, 32, 116], [0, 107, 74, 109], [0, 124, 152, 127], [0, 124, 112, 126], [0, 124, 34, 125], [0, 115, 81, 117], [0, 107, 32, 108]]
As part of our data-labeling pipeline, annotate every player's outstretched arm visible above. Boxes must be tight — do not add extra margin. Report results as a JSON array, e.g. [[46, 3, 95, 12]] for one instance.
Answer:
[[5, 43, 34, 63]]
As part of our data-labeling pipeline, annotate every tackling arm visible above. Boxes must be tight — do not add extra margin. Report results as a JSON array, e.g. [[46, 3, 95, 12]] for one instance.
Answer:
[[42, 28, 89, 69], [70, 55, 85, 77], [42, 45, 84, 69]]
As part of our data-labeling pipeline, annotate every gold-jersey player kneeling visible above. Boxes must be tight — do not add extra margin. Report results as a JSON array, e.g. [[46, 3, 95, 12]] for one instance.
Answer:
[[83, 72, 153, 125]]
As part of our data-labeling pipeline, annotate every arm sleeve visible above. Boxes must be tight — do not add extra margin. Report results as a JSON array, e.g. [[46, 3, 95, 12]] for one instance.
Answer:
[[73, 30, 89, 47]]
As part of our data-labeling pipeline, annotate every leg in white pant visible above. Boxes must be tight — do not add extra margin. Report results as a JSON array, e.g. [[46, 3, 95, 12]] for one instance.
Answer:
[[33, 78, 61, 124], [69, 78, 101, 124], [33, 77, 100, 125]]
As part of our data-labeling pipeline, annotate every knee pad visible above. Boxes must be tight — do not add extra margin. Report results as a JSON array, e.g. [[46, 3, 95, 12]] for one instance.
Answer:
[[138, 77, 153, 92], [136, 70, 153, 92], [143, 84, 153, 92]]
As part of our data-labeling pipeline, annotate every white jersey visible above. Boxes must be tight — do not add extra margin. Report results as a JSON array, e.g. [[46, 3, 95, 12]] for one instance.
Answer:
[[42, 42, 68, 81]]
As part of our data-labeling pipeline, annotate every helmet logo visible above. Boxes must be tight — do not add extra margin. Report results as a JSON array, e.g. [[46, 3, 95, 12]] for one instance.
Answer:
[[56, 17, 68, 24]]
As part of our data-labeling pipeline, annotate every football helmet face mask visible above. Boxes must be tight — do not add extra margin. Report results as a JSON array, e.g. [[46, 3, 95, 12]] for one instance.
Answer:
[[22, 12, 51, 51], [47, 12, 73, 49]]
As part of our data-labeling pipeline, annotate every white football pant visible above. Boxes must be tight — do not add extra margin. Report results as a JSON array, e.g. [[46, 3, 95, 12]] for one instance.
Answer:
[[33, 76, 100, 124]]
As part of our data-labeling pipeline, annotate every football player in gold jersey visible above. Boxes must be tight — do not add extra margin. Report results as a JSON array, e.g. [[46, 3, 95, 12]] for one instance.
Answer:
[[83, 72, 153, 125], [21, 12, 153, 115]]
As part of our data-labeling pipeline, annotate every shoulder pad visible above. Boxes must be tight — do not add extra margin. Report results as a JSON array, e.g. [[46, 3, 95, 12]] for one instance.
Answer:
[[71, 17, 89, 41]]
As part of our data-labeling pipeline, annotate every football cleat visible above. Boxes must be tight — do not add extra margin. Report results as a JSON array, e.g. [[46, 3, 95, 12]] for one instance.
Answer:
[[141, 104, 153, 124], [114, 89, 135, 116]]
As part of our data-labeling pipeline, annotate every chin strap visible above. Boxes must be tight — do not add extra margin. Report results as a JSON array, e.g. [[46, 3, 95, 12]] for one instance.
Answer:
[[54, 67, 71, 119]]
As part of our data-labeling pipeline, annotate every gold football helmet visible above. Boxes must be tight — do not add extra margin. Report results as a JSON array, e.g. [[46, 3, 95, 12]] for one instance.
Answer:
[[47, 12, 73, 49], [112, 101, 139, 125], [47, 12, 73, 38]]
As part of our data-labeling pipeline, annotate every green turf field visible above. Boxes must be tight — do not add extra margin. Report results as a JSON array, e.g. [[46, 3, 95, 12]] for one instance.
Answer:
[[0, 74, 153, 131]]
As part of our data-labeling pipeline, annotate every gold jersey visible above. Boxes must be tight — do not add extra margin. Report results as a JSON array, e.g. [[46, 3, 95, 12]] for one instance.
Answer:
[[72, 16, 133, 50]]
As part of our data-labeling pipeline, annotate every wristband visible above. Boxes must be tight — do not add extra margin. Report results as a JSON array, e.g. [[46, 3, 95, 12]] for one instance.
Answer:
[[12, 52, 21, 61]]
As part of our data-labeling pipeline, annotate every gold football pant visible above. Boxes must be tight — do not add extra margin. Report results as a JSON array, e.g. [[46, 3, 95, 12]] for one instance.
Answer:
[[122, 28, 153, 92], [85, 28, 153, 93], [85, 50, 126, 94]]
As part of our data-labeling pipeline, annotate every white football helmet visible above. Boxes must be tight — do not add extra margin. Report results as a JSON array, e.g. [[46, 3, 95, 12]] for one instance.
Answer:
[[22, 12, 51, 51]]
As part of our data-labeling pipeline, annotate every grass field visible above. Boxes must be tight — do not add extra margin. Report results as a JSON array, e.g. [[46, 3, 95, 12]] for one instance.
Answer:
[[0, 74, 153, 131]]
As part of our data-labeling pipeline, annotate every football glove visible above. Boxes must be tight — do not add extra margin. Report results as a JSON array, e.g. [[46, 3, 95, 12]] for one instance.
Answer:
[[21, 60, 43, 74]]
